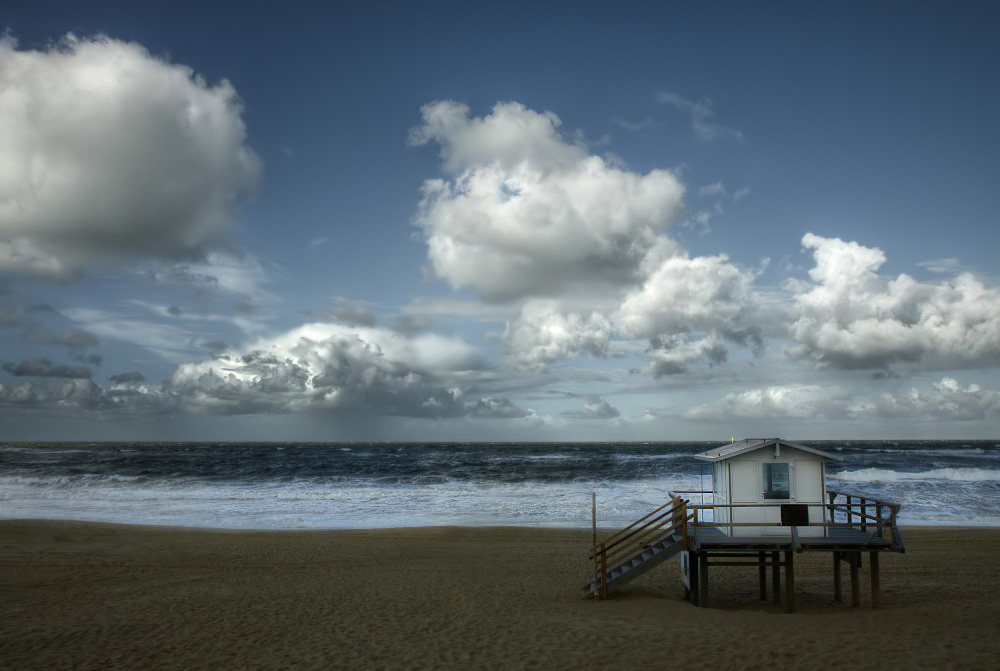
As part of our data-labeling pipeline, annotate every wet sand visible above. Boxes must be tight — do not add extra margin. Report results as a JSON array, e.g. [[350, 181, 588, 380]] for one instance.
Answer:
[[1, 521, 998, 670]]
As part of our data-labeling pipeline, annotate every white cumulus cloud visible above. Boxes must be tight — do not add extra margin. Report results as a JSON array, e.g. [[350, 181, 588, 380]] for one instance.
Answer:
[[849, 378, 1000, 421], [410, 101, 685, 300], [0, 34, 260, 279], [617, 253, 764, 375], [685, 384, 849, 420], [789, 234, 1000, 370], [170, 323, 484, 416], [503, 300, 612, 371]]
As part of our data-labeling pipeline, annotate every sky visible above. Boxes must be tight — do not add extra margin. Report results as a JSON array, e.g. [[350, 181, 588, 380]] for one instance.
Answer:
[[1, 1, 998, 441]]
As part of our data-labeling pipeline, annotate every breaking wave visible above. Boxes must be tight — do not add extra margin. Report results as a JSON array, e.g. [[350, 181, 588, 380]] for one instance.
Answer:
[[829, 468, 1000, 482]]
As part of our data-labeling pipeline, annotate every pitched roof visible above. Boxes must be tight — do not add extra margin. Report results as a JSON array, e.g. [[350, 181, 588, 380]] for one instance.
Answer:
[[693, 438, 842, 462]]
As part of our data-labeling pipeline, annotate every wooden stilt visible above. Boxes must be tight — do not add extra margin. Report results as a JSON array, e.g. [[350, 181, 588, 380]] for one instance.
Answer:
[[689, 551, 700, 606], [758, 551, 767, 601], [698, 552, 710, 608], [771, 551, 781, 604], [833, 551, 842, 602], [870, 550, 880, 609], [591, 492, 598, 601], [850, 552, 861, 607], [784, 550, 795, 613]]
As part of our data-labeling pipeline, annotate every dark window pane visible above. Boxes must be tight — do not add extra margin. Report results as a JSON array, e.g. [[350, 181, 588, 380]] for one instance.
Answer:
[[763, 463, 790, 499]]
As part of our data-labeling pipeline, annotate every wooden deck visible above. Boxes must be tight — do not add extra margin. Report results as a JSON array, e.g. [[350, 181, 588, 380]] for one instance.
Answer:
[[692, 525, 896, 552]]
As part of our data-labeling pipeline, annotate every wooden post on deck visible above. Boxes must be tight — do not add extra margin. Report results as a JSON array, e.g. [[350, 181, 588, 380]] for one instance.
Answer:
[[849, 552, 861, 607], [870, 551, 881, 609], [771, 551, 781, 604], [833, 551, 842, 602], [784, 550, 796, 613], [758, 551, 767, 601]]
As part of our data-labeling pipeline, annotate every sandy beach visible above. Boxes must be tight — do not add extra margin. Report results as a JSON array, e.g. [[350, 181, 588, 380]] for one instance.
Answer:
[[1, 521, 998, 671]]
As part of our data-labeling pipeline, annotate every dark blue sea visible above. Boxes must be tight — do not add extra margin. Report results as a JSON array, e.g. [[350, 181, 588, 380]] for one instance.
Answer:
[[1, 441, 998, 528]]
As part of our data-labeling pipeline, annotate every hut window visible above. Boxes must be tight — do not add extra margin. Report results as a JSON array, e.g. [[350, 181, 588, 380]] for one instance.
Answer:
[[763, 463, 790, 499]]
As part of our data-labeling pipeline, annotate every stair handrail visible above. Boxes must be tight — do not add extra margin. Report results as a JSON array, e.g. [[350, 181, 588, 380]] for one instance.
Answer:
[[591, 496, 691, 599], [598, 509, 690, 568], [590, 498, 686, 560], [595, 496, 685, 552]]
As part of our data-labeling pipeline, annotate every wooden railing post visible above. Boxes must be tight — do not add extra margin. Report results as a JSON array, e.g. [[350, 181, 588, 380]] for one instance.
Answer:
[[591, 492, 598, 600], [860, 498, 867, 532], [828, 491, 836, 524], [600, 542, 608, 600]]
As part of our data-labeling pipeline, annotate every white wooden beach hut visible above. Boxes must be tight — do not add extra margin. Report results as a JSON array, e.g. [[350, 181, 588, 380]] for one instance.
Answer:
[[693, 438, 842, 537], [586, 438, 904, 611]]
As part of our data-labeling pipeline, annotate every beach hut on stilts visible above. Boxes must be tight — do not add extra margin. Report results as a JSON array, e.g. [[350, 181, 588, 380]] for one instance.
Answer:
[[585, 438, 905, 612]]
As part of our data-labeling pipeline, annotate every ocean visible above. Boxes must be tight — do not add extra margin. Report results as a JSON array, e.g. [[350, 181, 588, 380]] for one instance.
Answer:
[[2, 441, 998, 529]]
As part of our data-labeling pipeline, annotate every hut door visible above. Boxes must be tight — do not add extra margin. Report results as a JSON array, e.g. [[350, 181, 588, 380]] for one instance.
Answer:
[[729, 461, 761, 534], [794, 460, 825, 537]]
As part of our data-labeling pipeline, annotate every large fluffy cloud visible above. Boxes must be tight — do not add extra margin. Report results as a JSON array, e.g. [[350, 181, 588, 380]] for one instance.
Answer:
[[849, 378, 1000, 421], [170, 323, 486, 416], [0, 34, 261, 279], [410, 101, 685, 300], [789, 234, 1000, 370]]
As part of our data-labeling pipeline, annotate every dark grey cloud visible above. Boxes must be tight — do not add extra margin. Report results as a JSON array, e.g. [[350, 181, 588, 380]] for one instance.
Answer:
[[109, 371, 146, 384], [74, 353, 103, 367], [0, 378, 177, 415], [145, 266, 220, 288], [329, 307, 377, 327], [26, 304, 57, 314], [2, 358, 91, 379], [32, 328, 99, 349], [232, 298, 256, 315], [470, 397, 531, 419], [393, 314, 433, 334], [200, 339, 229, 353]]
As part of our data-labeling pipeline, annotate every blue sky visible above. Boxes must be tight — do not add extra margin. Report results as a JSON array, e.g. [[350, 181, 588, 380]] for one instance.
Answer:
[[1, 1, 998, 440]]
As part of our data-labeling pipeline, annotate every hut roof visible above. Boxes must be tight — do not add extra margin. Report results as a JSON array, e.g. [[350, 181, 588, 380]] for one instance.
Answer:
[[693, 438, 843, 462]]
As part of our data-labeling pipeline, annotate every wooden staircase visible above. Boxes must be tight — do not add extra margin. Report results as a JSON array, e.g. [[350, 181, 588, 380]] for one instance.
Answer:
[[584, 496, 690, 599]]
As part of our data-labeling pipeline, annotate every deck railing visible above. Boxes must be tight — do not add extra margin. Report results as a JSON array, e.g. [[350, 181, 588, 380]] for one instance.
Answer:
[[590, 495, 691, 599], [826, 489, 904, 550], [665, 489, 903, 551]]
